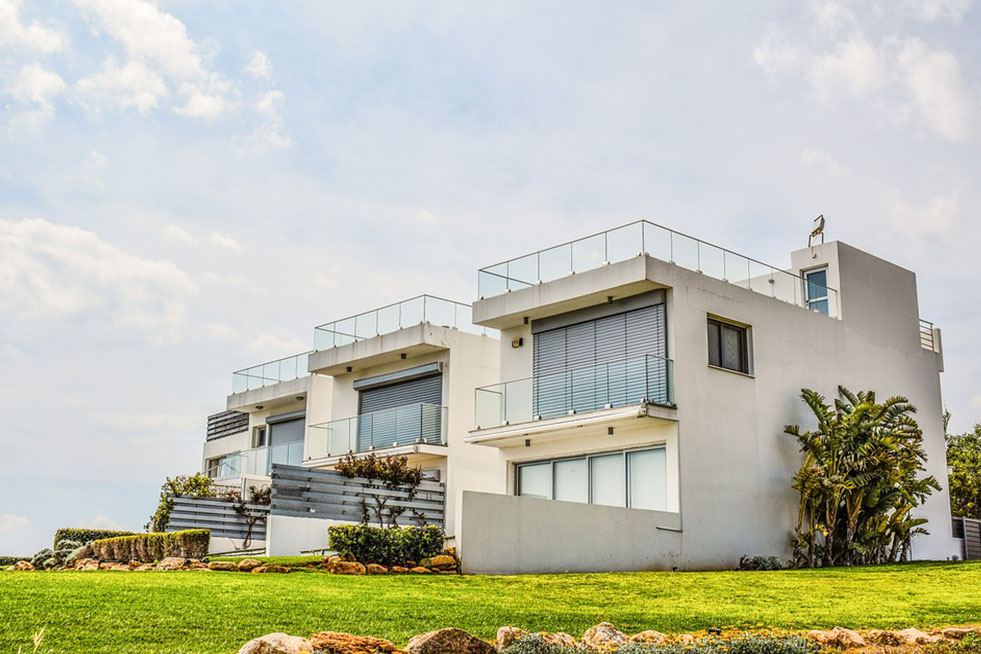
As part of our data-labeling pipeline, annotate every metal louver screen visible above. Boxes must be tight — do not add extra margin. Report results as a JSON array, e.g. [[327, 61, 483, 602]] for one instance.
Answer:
[[357, 373, 444, 451], [532, 304, 666, 419], [359, 374, 442, 414]]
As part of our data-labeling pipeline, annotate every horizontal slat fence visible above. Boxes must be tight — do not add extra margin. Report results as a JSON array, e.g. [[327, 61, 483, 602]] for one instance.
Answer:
[[957, 517, 981, 560], [167, 496, 268, 541], [270, 464, 445, 526]]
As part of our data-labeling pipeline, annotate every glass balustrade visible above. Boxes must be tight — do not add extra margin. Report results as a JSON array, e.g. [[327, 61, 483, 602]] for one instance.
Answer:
[[477, 221, 840, 318], [313, 295, 497, 350], [231, 351, 312, 394], [475, 354, 674, 430], [306, 403, 448, 460], [216, 441, 304, 478]]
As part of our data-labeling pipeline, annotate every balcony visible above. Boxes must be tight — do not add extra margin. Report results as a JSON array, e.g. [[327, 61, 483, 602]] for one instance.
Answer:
[[215, 442, 304, 479], [313, 295, 493, 350], [474, 354, 674, 431], [477, 220, 839, 318], [306, 402, 448, 461], [231, 351, 311, 394]]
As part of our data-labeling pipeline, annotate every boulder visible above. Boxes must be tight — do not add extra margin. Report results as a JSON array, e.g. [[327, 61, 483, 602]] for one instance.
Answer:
[[428, 555, 457, 569], [539, 633, 577, 647], [410, 567, 431, 574], [631, 630, 668, 644], [807, 627, 866, 648], [390, 566, 409, 574], [237, 558, 264, 572], [405, 628, 496, 654], [330, 561, 367, 575], [12, 560, 34, 571], [209, 561, 238, 572], [582, 623, 628, 650], [894, 628, 942, 645], [100, 562, 130, 571], [253, 565, 290, 574], [237, 633, 312, 654], [156, 557, 187, 571], [866, 630, 902, 646], [75, 558, 100, 571], [366, 563, 388, 575], [128, 560, 142, 570], [309, 631, 402, 654], [942, 627, 978, 639], [676, 634, 696, 645], [133, 563, 155, 571], [325, 555, 342, 565], [496, 627, 528, 649]]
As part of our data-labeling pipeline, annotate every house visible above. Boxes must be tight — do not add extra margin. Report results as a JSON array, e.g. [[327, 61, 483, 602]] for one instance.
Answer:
[[198, 221, 957, 572]]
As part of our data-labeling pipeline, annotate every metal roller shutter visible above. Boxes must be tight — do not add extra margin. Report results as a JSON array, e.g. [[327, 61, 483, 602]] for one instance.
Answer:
[[358, 374, 442, 414], [357, 374, 443, 451]]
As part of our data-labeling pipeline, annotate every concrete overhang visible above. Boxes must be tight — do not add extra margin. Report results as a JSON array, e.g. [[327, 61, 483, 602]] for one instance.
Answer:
[[307, 324, 454, 375], [473, 255, 666, 330], [466, 402, 677, 448], [226, 376, 311, 412], [304, 442, 448, 468]]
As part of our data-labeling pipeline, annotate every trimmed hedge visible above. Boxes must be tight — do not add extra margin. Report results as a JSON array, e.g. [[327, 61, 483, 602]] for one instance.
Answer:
[[0, 556, 30, 566], [54, 528, 135, 549], [328, 524, 444, 566], [90, 529, 210, 561]]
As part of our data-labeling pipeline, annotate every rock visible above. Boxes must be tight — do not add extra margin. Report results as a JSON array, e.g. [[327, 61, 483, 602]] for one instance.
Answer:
[[410, 566, 431, 574], [942, 627, 978, 639], [366, 563, 388, 575], [128, 560, 142, 570], [133, 563, 155, 571], [309, 631, 402, 653], [631, 630, 668, 644], [75, 558, 100, 571], [496, 627, 528, 649], [390, 566, 409, 574], [807, 627, 866, 648], [253, 565, 290, 574], [866, 630, 902, 646], [428, 555, 457, 569], [237, 632, 313, 654], [676, 634, 696, 645], [419, 558, 432, 568], [156, 557, 187, 571], [237, 558, 264, 572], [582, 623, 628, 650], [100, 562, 130, 571], [539, 633, 577, 647], [209, 561, 238, 571], [12, 560, 34, 571], [894, 628, 942, 645], [326, 555, 342, 565], [330, 561, 366, 575], [405, 628, 496, 654]]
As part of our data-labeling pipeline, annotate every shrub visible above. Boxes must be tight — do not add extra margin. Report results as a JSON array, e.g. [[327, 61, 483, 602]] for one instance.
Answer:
[[0, 556, 31, 566], [53, 528, 135, 549], [147, 473, 218, 532], [90, 529, 210, 561], [328, 524, 444, 565], [739, 555, 786, 571], [501, 635, 818, 654], [30, 548, 54, 569]]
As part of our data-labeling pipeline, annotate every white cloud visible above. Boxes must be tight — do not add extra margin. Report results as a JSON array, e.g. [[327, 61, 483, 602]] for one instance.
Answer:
[[0, 0, 66, 52], [801, 148, 846, 177], [247, 89, 291, 149], [78, 512, 124, 530], [164, 224, 197, 245], [811, 0, 856, 35], [5, 63, 66, 130], [753, 24, 799, 76], [77, 57, 167, 114], [174, 79, 229, 119], [0, 513, 29, 532], [897, 38, 973, 141], [0, 218, 196, 343], [209, 231, 242, 251], [807, 37, 885, 104], [246, 50, 272, 80], [903, 0, 974, 22], [891, 192, 958, 236]]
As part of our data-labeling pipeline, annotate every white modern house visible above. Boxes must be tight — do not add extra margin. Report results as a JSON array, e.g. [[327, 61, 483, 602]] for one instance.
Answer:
[[198, 221, 957, 572]]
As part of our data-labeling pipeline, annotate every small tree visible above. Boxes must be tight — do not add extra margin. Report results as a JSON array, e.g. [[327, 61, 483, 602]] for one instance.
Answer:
[[946, 421, 981, 520], [224, 485, 271, 549], [335, 453, 425, 528], [786, 386, 939, 567], [146, 473, 217, 532]]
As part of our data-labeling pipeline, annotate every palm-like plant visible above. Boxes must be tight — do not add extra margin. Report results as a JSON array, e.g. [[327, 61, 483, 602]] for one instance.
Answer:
[[785, 386, 939, 567]]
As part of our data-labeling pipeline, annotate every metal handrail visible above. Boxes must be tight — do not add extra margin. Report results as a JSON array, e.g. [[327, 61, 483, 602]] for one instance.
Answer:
[[231, 351, 312, 393], [919, 319, 936, 351], [306, 402, 448, 460]]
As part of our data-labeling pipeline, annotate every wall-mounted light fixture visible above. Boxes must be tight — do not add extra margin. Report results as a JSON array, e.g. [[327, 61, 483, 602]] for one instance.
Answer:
[[255, 405, 264, 410], [512, 337, 523, 348]]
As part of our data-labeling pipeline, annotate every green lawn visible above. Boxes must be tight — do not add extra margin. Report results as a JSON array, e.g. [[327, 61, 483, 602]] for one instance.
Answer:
[[2, 561, 981, 654]]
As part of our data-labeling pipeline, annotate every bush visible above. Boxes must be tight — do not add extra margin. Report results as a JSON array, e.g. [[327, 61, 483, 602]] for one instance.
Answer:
[[90, 529, 210, 561], [30, 548, 54, 569], [53, 528, 135, 549], [500, 634, 818, 654], [739, 555, 786, 571], [0, 556, 30, 566], [327, 524, 444, 566]]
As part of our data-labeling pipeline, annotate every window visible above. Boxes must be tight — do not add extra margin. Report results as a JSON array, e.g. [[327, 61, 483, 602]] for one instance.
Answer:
[[253, 426, 267, 448], [516, 447, 667, 511], [707, 318, 749, 374], [805, 268, 829, 315], [206, 456, 227, 478]]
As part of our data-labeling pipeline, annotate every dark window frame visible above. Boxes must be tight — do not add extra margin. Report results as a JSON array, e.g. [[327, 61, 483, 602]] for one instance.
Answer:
[[707, 317, 750, 374]]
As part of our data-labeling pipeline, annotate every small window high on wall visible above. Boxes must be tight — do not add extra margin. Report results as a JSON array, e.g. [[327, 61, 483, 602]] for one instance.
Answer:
[[707, 317, 750, 374], [805, 267, 830, 315]]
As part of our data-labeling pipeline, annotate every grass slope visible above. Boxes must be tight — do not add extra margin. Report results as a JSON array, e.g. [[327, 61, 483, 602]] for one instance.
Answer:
[[2, 561, 980, 654]]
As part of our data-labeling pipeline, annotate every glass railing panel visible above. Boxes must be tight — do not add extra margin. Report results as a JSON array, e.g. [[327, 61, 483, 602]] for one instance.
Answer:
[[607, 222, 642, 264], [671, 232, 699, 269], [232, 373, 248, 394], [828, 288, 839, 319], [572, 234, 606, 273], [725, 250, 751, 287], [475, 385, 504, 430], [699, 242, 726, 280], [355, 312, 377, 339], [280, 356, 297, 381], [508, 253, 538, 286], [376, 303, 401, 334], [748, 261, 775, 296], [772, 270, 800, 305], [306, 403, 447, 459], [478, 269, 509, 298], [401, 296, 425, 326], [643, 222, 672, 262], [426, 297, 457, 328], [539, 243, 571, 282]]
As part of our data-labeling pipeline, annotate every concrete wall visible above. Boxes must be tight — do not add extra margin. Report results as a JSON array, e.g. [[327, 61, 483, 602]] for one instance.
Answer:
[[265, 514, 342, 556], [210, 536, 266, 555], [459, 491, 682, 574]]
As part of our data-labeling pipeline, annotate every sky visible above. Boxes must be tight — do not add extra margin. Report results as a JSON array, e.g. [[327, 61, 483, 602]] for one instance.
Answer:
[[1, 0, 979, 555]]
